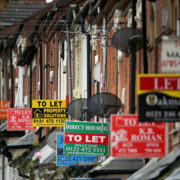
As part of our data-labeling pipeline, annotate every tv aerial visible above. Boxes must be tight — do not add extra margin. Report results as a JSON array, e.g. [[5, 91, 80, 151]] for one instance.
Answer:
[[88, 92, 121, 118], [111, 27, 143, 54], [68, 98, 93, 121], [68, 93, 121, 124]]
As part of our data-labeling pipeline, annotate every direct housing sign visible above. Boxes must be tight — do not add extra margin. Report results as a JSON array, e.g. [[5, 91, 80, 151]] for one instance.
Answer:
[[32, 100, 68, 127], [64, 121, 109, 156]]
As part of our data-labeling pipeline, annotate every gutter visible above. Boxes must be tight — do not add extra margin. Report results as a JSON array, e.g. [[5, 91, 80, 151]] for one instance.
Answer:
[[8, 144, 32, 149], [102, 16, 107, 92], [89, 169, 139, 177]]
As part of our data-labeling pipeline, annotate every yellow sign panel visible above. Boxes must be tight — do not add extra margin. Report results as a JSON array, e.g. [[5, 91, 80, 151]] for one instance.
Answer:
[[32, 100, 68, 127], [32, 100, 66, 108]]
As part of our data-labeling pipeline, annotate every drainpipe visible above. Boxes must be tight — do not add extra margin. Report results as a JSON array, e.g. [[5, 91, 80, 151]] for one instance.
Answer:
[[58, 41, 61, 99], [82, 34, 88, 98], [2, 155, 4, 180], [142, 0, 148, 73], [10, 50, 14, 108], [39, 40, 43, 99], [29, 63, 32, 108], [39, 40, 43, 140], [66, 23, 72, 120], [81, 16, 91, 99], [0, 55, 2, 100], [102, 16, 107, 92], [80, 16, 92, 121], [2, 40, 8, 180], [130, 0, 137, 114], [87, 34, 91, 98], [44, 44, 47, 98], [3, 41, 9, 101]]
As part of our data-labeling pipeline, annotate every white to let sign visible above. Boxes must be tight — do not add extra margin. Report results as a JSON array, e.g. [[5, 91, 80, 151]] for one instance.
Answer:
[[161, 36, 180, 73]]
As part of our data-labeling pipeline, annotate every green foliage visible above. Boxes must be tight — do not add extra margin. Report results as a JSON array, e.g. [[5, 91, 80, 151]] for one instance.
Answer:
[[14, 153, 23, 160], [25, 160, 35, 170], [33, 140, 39, 147]]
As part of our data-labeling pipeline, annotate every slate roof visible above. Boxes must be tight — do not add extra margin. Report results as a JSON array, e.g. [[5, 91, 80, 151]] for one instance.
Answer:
[[0, 122, 25, 137], [89, 156, 144, 177], [8, 131, 34, 149], [127, 148, 180, 180], [0, 0, 47, 27]]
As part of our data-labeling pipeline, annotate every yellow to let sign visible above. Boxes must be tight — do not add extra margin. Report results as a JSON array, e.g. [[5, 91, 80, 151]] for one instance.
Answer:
[[32, 100, 68, 127], [32, 100, 66, 108]]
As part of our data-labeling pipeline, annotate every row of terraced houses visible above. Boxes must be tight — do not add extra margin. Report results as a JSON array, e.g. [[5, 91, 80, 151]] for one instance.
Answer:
[[0, 0, 180, 179]]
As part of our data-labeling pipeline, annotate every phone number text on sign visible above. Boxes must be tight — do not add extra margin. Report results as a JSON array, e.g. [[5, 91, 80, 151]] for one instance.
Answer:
[[64, 144, 108, 156]]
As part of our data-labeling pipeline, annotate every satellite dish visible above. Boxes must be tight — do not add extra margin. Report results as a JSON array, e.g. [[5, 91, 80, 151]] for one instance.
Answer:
[[88, 92, 121, 118], [68, 98, 93, 121], [111, 27, 143, 53], [47, 130, 63, 150]]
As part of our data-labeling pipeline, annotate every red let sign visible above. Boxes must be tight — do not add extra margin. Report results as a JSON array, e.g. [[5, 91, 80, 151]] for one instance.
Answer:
[[8, 108, 36, 131], [111, 115, 166, 158]]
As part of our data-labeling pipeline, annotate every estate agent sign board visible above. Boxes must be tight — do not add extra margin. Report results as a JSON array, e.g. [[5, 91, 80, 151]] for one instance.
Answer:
[[111, 115, 166, 158], [8, 108, 35, 131], [32, 100, 68, 127], [138, 74, 180, 122], [161, 36, 180, 73], [64, 121, 109, 156], [57, 134, 97, 166], [0, 101, 10, 120]]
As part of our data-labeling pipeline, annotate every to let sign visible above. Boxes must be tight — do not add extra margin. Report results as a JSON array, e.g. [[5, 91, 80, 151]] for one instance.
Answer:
[[0, 101, 10, 120], [161, 36, 180, 73], [111, 115, 166, 158], [138, 74, 180, 122], [64, 121, 109, 156], [32, 100, 68, 127], [57, 134, 97, 166], [8, 108, 35, 131]]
